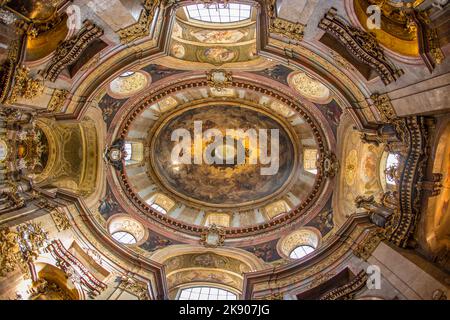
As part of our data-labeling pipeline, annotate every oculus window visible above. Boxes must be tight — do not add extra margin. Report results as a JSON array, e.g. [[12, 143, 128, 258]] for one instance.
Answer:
[[289, 245, 315, 259], [178, 286, 237, 300], [111, 231, 137, 245], [185, 4, 251, 23]]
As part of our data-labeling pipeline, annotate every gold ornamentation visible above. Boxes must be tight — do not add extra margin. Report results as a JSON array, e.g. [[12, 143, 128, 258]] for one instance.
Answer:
[[0, 223, 48, 277], [206, 69, 232, 92], [266, 0, 304, 42], [371, 93, 397, 123], [200, 224, 225, 247], [308, 272, 336, 289], [289, 72, 331, 102], [47, 89, 69, 113], [27, 279, 72, 300], [319, 8, 403, 85], [50, 209, 71, 231], [0, 227, 19, 277], [269, 18, 305, 42], [118, 275, 150, 300], [319, 270, 369, 300], [7, 66, 44, 104], [353, 228, 385, 261], [320, 152, 339, 178], [42, 21, 104, 82], [109, 72, 148, 96], [117, 0, 160, 44]]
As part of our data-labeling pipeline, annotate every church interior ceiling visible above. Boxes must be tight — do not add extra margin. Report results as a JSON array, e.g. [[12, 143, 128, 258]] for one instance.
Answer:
[[0, 0, 448, 305]]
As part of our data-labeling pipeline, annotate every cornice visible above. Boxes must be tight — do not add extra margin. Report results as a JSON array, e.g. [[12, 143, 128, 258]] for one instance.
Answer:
[[242, 213, 374, 299], [54, 190, 169, 300]]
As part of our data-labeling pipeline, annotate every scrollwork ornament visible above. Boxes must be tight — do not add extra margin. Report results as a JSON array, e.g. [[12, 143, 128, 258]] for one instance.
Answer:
[[200, 224, 225, 247]]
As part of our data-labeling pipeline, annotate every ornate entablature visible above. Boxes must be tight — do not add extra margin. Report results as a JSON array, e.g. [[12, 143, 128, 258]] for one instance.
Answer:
[[266, 0, 305, 42], [319, 8, 404, 85], [117, 0, 161, 44], [358, 94, 433, 248], [319, 270, 369, 300], [41, 20, 104, 82]]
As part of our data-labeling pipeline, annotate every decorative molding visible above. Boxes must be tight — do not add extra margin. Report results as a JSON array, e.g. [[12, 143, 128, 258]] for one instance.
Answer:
[[371, 93, 397, 123], [118, 275, 151, 300], [50, 208, 71, 231], [117, 0, 160, 44], [319, 270, 368, 300], [115, 78, 328, 238], [7, 66, 44, 104], [0, 23, 26, 104], [359, 101, 432, 247], [47, 89, 69, 113], [200, 224, 225, 247], [206, 69, 232, 91], [0, 222, 48, 278], [42, 20, 104, 82], [410, 10, 445, 72], [353, 228, 384, 261], [319, 152, 339, 178], [267, 0, 304, 42], [319, 8, 403, 85]]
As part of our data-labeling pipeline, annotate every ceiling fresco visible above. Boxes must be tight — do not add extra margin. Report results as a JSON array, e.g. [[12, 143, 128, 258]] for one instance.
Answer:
[[150, 105, 296, 208], [169, 15, 258, 65], [0, 0, 447, 303]]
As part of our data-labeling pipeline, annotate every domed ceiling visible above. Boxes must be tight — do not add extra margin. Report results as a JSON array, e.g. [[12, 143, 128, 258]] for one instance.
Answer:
[[150, 104, 296, 208]]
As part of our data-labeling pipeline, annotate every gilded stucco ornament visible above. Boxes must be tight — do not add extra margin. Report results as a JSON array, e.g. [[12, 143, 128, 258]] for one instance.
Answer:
[[47, 89, 69, 113], [118, 275, 150, 300], [117, 0, 161, 44], [206, 69, 233, 92], [266, 0, 305, 42], [319, 8, 403, 85], [353, 228, 385, 261], [320, 152, 339, 178], [50, 209, 71, 231], [0, 222, 49, 278], [41, 20, 104, 82], [319, 270, 369, 300], [7, 66, 44, 104], [200, 224, 225, 247]]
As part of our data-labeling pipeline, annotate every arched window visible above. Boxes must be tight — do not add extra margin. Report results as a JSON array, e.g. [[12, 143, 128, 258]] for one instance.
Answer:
[[119, 71, 135, 77], [111, 231, 137, 244], [124, 142, 144, 165], [108, 215, 147, 245], [205, 213, 230, 227], [265, 200, 290, 219], [303, 148, 318, 174], [277, 228, 320, 260], [385, 153, 400, 185], [289, 245, 315, 259], [150, 203, 167, 214], [184, 4, 252, 23], [146, 193, 175, 214], [178, 286, 237, 300]]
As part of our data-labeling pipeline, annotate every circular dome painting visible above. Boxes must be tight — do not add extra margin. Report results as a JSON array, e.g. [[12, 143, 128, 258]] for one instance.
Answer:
[[150, 105, 297, 208]]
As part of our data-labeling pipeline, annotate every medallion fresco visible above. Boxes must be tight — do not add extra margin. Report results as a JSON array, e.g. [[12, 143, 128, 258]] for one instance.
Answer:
[[191, 29, 248, 44], [199, 47, 237, 65]]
